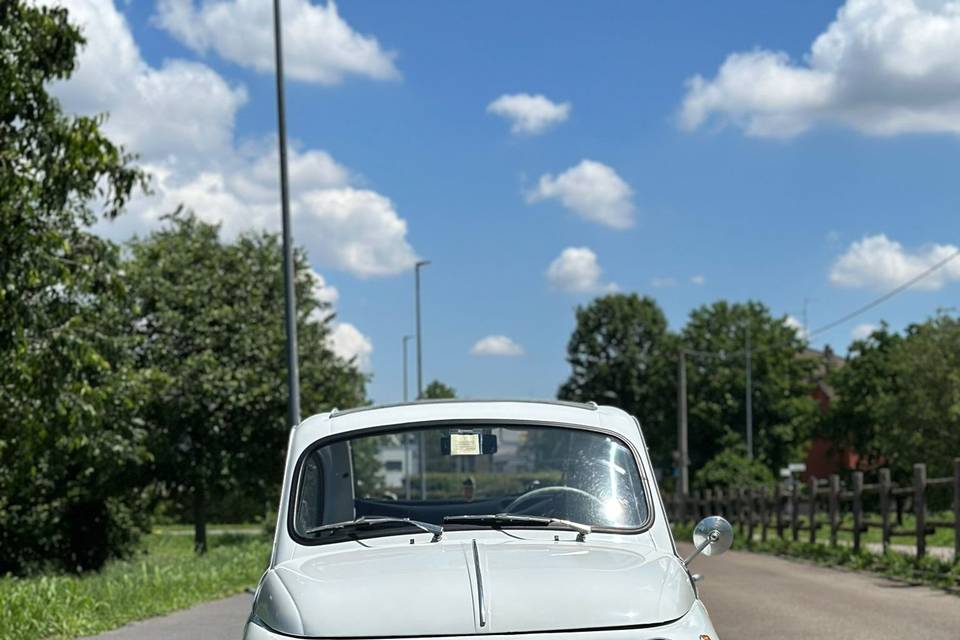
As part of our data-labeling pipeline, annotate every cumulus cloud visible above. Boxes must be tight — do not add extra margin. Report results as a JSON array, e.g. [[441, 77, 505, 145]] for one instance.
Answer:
[[785, 314, 809, 338], [527, 160, 635, 228], [487, 93, 571, 135], [470, 335, 524, 357], [851, 323, 879, 340], [829, 234, 960, 290], [680, 0, 960, 138], [651, 277, 677, 288], [154, 0, 399, 84], [546, 247, 617, 294], [308, 270, 340, 306], [690, 274, 706, 285], [328, 322, 373, 370], [52, 0, 417, 279]]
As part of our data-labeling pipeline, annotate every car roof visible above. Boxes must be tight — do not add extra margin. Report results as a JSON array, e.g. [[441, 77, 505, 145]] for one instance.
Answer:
[[290, 399, 642, 457]]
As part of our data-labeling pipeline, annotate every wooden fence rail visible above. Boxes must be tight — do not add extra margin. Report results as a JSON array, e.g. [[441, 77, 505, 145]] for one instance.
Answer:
[[664, 458, 960, 563]]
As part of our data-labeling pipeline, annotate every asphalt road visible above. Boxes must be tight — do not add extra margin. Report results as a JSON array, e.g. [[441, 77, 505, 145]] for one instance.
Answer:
[[85, 547, 960, 640]]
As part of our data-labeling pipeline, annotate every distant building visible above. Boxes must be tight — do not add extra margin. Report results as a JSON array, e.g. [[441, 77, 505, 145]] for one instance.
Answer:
[[801, 346, 860, 480]]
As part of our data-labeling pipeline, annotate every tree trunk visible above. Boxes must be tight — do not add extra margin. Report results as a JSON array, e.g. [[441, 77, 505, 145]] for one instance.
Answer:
[[193, 483, 208, 554]]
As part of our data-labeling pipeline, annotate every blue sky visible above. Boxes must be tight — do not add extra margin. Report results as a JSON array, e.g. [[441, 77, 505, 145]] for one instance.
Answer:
[[55, 0, 960, 406]]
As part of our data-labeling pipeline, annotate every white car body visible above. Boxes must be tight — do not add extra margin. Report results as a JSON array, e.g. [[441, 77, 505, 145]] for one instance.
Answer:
[[244, 400, 721, 640]]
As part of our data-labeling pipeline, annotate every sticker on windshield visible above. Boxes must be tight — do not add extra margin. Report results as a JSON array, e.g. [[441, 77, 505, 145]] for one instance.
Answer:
[[449, 433, 481, 455]]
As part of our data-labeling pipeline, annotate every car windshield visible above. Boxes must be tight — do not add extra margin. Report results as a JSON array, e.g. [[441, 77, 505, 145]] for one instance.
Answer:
[[292, 424, 648, 540]]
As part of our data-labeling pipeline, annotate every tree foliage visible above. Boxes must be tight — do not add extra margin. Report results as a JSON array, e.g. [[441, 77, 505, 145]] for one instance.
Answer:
[[693, 445, 775, 492], [0, 1, 150, 574], [123, 212, 367, 551], [558, 294, 677, 470], [681, 301, 818, 476], [826, 314, 960, 480], [423, 379, 456, 399]]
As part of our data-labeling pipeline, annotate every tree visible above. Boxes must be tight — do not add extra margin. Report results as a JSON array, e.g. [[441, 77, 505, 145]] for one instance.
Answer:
[[124, 212, 366, 552], [826, 314, 960, 480], [681, 301, 818, 478], [0, 1, 150, 574], [693, 445, 775, 492], [423, 380, 456, 399], [557, 294, 677, 470]]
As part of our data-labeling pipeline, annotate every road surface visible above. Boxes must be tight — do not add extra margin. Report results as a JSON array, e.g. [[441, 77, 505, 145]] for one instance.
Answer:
[[85, 546, 960, 639]]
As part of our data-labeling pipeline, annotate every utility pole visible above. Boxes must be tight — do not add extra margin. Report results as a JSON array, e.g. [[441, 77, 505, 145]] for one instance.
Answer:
[[272, 0, 299, 427], [402, 335, 414, 402], [414, 260, 430, 500], [745, 323, 753, 460], [677, 349, 689, 496]]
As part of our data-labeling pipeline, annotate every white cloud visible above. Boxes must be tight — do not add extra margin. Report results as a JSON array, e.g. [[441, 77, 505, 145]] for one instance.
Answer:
[[546, 247, 617, 294], [53, 0, 417, 279], [651, 277, 677, 288], [690, 274, 706, 285], [470, 335, 524, 357], [154, 0, 399, 84], [680, 0, 960, 138], [829, 234, 960, 290], [785, 314, 809, 338], [309, 270, 339, 306], [328, 322, 373, 370], [851, 323, 878, 340], [527, 160, 635, 229], [487, 93, 571, 135]]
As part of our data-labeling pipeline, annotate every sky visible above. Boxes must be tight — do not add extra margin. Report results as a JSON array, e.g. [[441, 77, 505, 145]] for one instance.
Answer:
[[47, 0, 960, 406]]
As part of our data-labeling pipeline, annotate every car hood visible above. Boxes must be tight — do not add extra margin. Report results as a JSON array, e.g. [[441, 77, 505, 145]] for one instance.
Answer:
[[253, 536, 695, 637]]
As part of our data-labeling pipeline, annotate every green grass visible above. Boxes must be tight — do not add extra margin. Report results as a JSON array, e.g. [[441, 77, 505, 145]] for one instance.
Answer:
[[0, 532, 271, 640], [759, 512, 955, 548]]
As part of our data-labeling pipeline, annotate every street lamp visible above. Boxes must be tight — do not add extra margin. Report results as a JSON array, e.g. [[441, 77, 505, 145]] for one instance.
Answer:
[[414, 260, 430, 500], [272, 0, 299, 427]]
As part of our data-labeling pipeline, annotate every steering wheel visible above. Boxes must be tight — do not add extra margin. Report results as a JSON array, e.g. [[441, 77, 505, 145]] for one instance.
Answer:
[[504, 485, 604, 517]]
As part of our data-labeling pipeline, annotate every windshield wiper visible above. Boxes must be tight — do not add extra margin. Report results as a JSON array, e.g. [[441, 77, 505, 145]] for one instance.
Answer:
[[305, 516, 443, 542], [443, 513, 591, 541]]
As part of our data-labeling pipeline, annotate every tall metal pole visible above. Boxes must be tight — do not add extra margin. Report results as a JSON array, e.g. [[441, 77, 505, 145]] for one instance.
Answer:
[[745, 324, 753, 460], [402, 335, 414, 500], [272, 0, 299, 427], [677, 349, 689, 496], [414, 261, 430, 500], [402, 335, 414, 402]]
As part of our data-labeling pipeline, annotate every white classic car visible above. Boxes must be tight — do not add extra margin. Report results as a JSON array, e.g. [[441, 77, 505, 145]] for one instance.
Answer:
[[245, 399, 732, 640]]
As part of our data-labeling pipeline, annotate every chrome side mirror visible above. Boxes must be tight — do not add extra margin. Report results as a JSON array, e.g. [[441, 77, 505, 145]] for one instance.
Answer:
[[683, 516, 733, 566]]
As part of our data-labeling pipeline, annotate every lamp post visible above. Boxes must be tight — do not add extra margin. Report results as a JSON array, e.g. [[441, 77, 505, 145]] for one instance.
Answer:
[[415, 260, 430, 500], [402, 334, 414, 499], [272, 0, 299, 427]]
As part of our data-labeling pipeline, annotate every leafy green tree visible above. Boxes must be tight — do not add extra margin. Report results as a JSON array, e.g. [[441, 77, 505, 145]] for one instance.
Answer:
[[423, 379, 456, 399], [0, 1, 150, 574], [826, 314, 960, 480], [693, 445, 775, 492], [124, 212, 366, 552], [682, 301, 818, 477], [558, 294, 677, 470]]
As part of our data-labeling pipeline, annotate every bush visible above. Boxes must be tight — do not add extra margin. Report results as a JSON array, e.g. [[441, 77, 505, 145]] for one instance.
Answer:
[[693, 446, 774, 492]]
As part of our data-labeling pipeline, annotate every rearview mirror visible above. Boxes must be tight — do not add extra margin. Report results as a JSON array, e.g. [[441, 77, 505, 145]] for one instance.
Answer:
[[683, 516, 733, 566]]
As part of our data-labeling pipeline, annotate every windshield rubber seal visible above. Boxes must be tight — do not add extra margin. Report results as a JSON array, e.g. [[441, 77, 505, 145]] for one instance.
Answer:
[[286, 418, 656, 548]]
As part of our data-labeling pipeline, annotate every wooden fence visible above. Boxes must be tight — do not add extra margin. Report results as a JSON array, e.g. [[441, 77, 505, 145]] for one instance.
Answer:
[[665, 458, 960, 562]]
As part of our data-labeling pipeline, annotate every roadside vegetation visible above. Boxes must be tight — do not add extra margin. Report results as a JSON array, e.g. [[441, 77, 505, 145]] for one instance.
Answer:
[[673, 523, 960, 594], [0, 531, 269, 640]]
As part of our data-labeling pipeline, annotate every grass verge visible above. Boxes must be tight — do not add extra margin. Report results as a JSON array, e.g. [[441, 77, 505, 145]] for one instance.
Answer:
[[673, 523, 960, 593], [0, 532, 271, 640]]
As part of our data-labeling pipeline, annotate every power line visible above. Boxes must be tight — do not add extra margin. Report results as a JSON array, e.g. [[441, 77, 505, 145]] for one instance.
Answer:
[[806, 248, 960, 339]]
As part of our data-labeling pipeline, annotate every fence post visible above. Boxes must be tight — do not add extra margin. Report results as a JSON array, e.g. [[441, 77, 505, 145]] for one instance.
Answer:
[[760, 486, 769, 542], [747, 488, 756, 544], [791, 476, 800, 542], [954, 458, 960, 564], [693, 489, 702, 522], [915, 463, 926, 559], [775, 483, 784, 539], [879, 468, 891, 554], [853, 471, 863, 553], [829, 474, 839, 548], [808, 475, 818, 544], [704, 488, 713, 517]]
